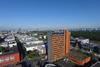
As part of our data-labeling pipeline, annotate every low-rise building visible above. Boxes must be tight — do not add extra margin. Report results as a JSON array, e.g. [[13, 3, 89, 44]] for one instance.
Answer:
[[68, 49, 91, 65], [75, 38, 89, 44], [24, 44, 46, 54]]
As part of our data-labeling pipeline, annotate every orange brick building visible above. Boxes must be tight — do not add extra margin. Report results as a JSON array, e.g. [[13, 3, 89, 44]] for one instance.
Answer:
[[69, 55, 91, 65], [48, 30, 70, 62], [68, 49, 91, 65]]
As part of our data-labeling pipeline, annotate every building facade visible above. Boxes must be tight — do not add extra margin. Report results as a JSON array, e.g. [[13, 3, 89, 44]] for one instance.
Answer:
[[48, 30, 70, 62], [0, 53, 20, 66]]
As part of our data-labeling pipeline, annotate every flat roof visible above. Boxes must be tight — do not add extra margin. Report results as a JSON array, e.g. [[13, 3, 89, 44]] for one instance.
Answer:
[[55, 60, 75, 67], [0, 46, 19, 56], [70, 49, 89, 61]]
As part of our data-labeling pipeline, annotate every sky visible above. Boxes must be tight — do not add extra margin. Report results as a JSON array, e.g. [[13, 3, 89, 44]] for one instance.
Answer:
[[0, 0, 100, 29]]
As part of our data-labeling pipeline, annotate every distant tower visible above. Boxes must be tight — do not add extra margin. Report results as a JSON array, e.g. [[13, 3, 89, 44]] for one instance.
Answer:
[[17, 28, 21, 33], [75, 38, 79, 49], [47, 30, 70, 62]]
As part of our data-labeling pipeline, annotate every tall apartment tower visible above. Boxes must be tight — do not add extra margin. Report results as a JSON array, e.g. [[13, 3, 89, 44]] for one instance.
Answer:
[[48, 30, 70, 62]]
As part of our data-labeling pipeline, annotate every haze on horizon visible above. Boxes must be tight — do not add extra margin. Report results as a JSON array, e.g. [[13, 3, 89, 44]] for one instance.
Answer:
[[0, 0, 100, 29]]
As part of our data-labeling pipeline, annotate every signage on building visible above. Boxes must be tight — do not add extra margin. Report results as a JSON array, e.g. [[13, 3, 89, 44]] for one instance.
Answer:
[[0, 53, 20, 66], [0, 55, 15, 63]]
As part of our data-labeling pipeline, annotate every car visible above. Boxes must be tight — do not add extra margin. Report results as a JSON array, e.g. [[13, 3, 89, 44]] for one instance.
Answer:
[[45, 64, 56, 67]]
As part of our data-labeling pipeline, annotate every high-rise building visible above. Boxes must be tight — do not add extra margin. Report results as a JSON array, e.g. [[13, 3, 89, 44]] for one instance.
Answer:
[[48, 30, 70, 62]]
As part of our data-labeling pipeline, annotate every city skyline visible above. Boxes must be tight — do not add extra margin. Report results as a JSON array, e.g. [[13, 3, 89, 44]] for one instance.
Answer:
[[0, 0, 100, 29]]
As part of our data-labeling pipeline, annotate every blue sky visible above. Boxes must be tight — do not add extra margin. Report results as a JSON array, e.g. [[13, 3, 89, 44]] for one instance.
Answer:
[[0, 0, 100, 29]]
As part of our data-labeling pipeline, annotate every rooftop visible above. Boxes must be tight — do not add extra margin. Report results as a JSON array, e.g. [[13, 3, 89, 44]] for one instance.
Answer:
[[55, 60, 75, 67], [70, 49, 89, 61], [0, 47, 18, 56]]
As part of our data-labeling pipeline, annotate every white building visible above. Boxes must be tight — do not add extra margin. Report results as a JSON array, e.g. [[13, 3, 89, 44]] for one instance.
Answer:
[[24, 44, 46, 54], [17, 34, 43, 44], [16, 34, 45, 54], [5, 35, 15, 42], [75, 38, 89, 44], [0, 42, 8, 47], [79, 39, 89, 44], [8, 40, 17, 47]]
